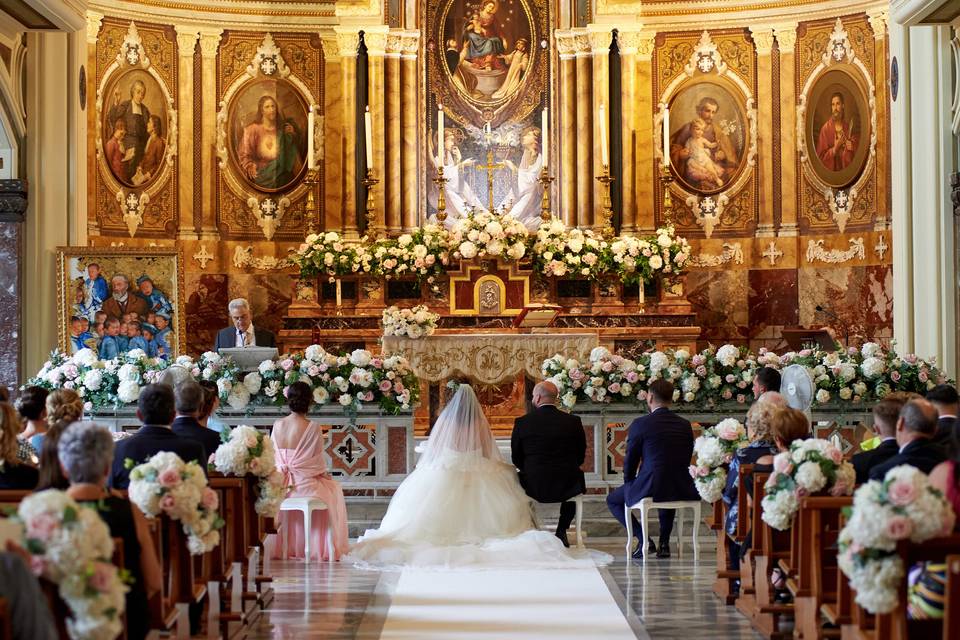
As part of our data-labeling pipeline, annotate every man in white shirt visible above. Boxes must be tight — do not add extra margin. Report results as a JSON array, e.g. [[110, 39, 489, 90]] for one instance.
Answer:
[[213, 297, 276, 351]]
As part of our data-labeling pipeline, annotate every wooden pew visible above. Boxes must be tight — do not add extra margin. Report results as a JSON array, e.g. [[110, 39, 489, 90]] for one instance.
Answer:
[[0, 597, 11, 640], [735, 464, 758, 619], [155, 514, 207, 636], [0, 489, 30, 510], [207, 474, 250, 638], [711, 498, 740, 605], [821, 513, 855, 631], [750, 470, 794, 639], [241, 476, 275, 611]]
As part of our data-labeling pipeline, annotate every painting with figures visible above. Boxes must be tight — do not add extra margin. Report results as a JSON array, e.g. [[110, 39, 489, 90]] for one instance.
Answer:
[[805, 67, 870, 188], [227, 77, 309, 193], [100, 68, 170, 189], [56, 247, 184, 359]]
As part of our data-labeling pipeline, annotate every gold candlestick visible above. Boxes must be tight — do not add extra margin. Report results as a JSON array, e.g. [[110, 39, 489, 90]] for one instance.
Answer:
[[303, 167, 320, 236], [362, 168, 380, 240], [538, 166, 554, 223], [595, 164, 615, 239], [433, 164, 448, 225], [659, 165, 675, 225]]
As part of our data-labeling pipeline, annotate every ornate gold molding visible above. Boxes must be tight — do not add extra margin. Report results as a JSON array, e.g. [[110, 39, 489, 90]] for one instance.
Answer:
[[867, 9, 888, 38], [399, 30, 419, 59], [805, 237, 866, 264], [334, 28, 360, 58], [587, 27, 614, 54], [750, 27, 775, 55], [616, 29, 656, 57], [774, 24, 798, 53], [363, 28, 388, 57], [86, 11, 104, 45]]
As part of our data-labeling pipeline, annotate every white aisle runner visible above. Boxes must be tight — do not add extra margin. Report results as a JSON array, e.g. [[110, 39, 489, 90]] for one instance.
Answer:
[[377, 567, 639, 639]]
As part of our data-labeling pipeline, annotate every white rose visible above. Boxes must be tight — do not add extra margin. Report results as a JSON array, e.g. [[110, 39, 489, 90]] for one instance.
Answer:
[[716, 345, 739, 368], [397, 234, 413, 247], [839, 387, 853, 400], [227, 386, 250, 410], [305, 345, 325, 361], [243, 372, 262, 394], [338, 394, 353, 407], [126, 348, 147, 361], [117, 380, 141, 403], [657, 234, 672, 248], [795, 461, 827, 493], [861, 342, 882, 358], [815, 389, 831, 403], [73, 349, 98, 367], [258, 360, 276, 374], [350, 349, 372, 367], [117, 364, 139, 382], [649, 255, 663, 269], [312, 387, 329, 404], [82, 369, 103, 391], [459, 241, 478, 259]]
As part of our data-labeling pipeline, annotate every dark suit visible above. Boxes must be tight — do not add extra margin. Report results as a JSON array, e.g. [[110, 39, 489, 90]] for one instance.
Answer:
[[607, 406, 699, 544], [932, 416, 958, 453], [109, 425, 206, 490], [171, 416, 222, 463], [852, 438, 900, 484], [867, 437, 948, 481], [512, 404, 586, 534], [213, 326, 276, 351]]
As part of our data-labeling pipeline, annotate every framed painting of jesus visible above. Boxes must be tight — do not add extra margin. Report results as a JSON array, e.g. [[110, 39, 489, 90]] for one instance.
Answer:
[[804, 66, 871, 188]]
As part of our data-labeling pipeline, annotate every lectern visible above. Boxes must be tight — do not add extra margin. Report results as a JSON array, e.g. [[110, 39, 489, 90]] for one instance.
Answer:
[[780, 328, 836, 352]]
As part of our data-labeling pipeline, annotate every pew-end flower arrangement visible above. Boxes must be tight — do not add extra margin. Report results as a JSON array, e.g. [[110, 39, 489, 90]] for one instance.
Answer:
[[127, 451, 224, 554], [17, 490, 128, 640], [382, 305, 439, 338], [761, 438, 856, 531], [838, 465, 956, 614], [212, 425, 287, 518], [689, 418, 748, 503]]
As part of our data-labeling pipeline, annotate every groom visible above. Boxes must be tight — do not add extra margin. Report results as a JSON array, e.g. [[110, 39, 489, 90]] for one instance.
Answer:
[[512, 381, 587, 547]]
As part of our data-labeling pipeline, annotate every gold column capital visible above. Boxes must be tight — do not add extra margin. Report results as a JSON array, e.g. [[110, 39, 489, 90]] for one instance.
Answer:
[[334, 27, 361, 58], [867, 9, 889, 39], [554, 30, 578, 59], [749, 27, 775, 56], [174, 26, 200, 57], [617, 29, 655, 58], [399, 30, 420, 58], [363, 27, 389, 57], [586, 26, 613, 54], [85, 11, 103, 45], [197, 29, 222, 58], [773, 24, 798, 54]]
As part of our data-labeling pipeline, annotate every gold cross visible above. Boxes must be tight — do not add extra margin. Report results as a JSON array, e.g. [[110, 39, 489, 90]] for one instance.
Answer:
[[476, 148, 505, 213]]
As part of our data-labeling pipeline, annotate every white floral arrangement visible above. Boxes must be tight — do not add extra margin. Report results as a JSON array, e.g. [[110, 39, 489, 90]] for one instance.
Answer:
[[837, 465, 956, 614], [128, 451, 223, 554], [534, 220, 610, 279], [449, 210, 529, 261], [610, 225, 691, 287], [382, 305, 439, 339], [371, 224, 450, 284], [291, 231, 374, 278], [212, 425, 287, 518], [761, 438, 856, 531], [689, 418, 749, 503], [17, 491, 128, 640]]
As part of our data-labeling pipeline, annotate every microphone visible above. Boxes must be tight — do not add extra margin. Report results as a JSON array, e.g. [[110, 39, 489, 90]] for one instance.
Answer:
[[814, 304, 848, 348]]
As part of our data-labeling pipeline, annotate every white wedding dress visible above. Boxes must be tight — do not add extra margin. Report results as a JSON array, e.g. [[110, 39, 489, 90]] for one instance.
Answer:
[[345, 384, 605, 569]]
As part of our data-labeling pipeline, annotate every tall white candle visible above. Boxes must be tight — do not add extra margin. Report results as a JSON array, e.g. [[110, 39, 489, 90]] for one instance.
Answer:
[[307, 106, 315, 170], [599, 103, 608, 167], [437, 103, 445, 166], [541, 108, 549, 167], [364, 105, 373, 171], [335, 278, 342, 307], [662, 107, 670, 168]]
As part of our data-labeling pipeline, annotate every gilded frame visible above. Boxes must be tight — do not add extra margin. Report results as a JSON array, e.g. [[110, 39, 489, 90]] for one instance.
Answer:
[[56, 246, 186, 358]]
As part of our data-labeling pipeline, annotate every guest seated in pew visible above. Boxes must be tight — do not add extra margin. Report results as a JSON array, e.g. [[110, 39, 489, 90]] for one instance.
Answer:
[[752, 366, 782, 402], [171, 381, 221, 462], [927, 384, 958, 453], [0, 403, 38, 489], [851, 392, 917, 484], [271, 382, 349, 561], [197, 380, 227, 434], [868, 398, 946, 481], [15, 386, 49, 453], [110, 384, 206, 489], [37, 389, 85, 490], [722, 394, 784, 573], [0, 549, 57, 639], [60, 421, 161, 640]]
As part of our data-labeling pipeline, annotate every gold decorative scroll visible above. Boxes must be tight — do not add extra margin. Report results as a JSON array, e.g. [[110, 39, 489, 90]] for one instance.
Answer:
[[382, 333, 599, 385]]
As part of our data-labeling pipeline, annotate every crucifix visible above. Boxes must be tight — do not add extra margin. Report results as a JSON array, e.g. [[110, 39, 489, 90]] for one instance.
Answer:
[[476, 148, 504, 213]]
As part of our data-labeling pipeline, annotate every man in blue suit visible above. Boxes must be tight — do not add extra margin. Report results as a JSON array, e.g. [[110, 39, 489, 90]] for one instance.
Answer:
[[171, 381, 222, 463], [109, 384, 206, 489], [607, 378, 699, 559]]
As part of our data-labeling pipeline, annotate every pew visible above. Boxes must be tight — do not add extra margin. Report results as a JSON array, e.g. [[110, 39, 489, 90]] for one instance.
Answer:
[[155, 514, 207, 637], [0, 597, 10, 640], [0, 489, 29, 510], [821, 513, 854, 631], [207, 474, 251, 638], [711, 498, 740, 605], [241, 475, 275, 611], [750, 470, 794, 639], [734, 464, 758, 619]]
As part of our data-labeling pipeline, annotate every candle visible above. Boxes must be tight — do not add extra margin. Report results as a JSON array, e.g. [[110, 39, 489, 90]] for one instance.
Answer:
[[541, 107, 549, 167], [364, 105, 373, 171], [437, 103, 445, 166], [662, 107, 670, 168], [599, 103, 608, 167], [335, 278, 342, 307], [307, 106, 315, 170]]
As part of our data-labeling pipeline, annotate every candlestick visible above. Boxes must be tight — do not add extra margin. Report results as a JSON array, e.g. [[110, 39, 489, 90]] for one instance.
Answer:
[[302, 167, 320, 236], [541, 108, 549, 167], [662, 107, 670, 168], [307, 106, 315, 170], [362, 167, 380, 239], [598, 103, 608, 167], [538, 165, 554, 223], [335, 278, 342, 316], [659, 164, 675, 225], [433, 163, 448, 225], [364, 105, 373, 171], [437, 104, 445, 167], [595, 164, 615, 239]]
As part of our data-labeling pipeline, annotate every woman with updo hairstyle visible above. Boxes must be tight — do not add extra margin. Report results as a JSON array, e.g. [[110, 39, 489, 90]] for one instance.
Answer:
[[0, 402, 38, 489], [16, 385, 49, 451], [37, 388, 84, 490], [271, 381, 348, 561]]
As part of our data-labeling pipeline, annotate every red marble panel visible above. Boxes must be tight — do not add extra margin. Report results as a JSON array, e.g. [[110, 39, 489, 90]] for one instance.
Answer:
[[0, 222, 20, 391], [748, 269, 799, 330], [684, 269, 749, 346], [184, 273, 229, 357], [581, 424, 595, 473], [387, 426, 407, 474], [605, 421, 628, 475], [798, 265, 893, 346]]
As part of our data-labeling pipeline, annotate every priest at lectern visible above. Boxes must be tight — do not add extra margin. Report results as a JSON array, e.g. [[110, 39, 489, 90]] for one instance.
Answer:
[[213, 297, 276, 351]]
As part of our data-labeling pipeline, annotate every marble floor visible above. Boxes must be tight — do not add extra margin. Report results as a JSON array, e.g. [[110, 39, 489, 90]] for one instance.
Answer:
[[249, 540, 763, 639]]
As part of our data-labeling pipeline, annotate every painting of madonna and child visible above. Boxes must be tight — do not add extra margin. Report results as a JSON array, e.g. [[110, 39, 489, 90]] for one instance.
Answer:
[[442, 0, 535, 103], [58, 249, 183, 360]]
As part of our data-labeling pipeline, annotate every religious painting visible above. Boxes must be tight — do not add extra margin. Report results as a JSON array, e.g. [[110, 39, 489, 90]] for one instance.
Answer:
[[440, 0, 535, 105], [804, 67, 871, 189], [56, 247, 184, 358], [100, 68, 170, 189], [667, 77, 749, 195], [227, 77, 309, 194], [184, 273, 228, 356]]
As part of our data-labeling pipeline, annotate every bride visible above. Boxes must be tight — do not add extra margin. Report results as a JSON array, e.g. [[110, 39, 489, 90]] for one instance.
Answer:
[[346, 383, 602, 569]]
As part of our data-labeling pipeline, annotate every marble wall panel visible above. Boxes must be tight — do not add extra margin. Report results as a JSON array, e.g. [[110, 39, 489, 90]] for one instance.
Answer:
[[227, 273, 294, 343], [184, 273, 229, 356], [685, 269, 750, 346], [748, 268, 798, 333], [0, 222, 19, 390], [798, 265, 893, 346]]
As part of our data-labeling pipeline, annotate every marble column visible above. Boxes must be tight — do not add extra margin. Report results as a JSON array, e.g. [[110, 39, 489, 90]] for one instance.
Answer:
[[775, 24, 798, 237], [635, 33, 656, 232], [335, 27, 360, 237], [174, 26, 199, 239], [321, 33, 343, 231], [364, 27, 388, 235], [384, 32, 402, 233], [588, 26, 612, 232], [574, 32, 593, 227], [616, 29, 638, 233], [555, 31, 577, 227], [198, 29, 222, 240], [750, 27, 775, 237], [868, 10, 890, 230], [85, 12, 103, 238], [400, 31, 419, 230]]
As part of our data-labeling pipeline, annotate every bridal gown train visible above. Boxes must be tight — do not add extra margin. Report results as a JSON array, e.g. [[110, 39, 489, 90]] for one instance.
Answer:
[[345, 385, 606, 569]]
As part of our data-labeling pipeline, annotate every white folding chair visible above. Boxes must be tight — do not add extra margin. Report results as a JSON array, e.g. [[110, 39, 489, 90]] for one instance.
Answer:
[[624, 498, 701, 560]]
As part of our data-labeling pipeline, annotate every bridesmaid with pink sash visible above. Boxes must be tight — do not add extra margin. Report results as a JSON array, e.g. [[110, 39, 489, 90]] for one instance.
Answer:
[[271, 382, 349, 561]]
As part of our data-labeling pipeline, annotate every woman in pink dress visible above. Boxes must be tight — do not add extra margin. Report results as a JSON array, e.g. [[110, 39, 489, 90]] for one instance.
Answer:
[[271, 381, 349, 561]]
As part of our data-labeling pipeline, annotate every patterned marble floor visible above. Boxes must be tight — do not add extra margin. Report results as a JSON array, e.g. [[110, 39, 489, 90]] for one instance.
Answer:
[[249, 540, 763, 639]]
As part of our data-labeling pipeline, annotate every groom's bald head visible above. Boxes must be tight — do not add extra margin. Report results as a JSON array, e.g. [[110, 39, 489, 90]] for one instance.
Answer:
[[533, 381, 559, 407]]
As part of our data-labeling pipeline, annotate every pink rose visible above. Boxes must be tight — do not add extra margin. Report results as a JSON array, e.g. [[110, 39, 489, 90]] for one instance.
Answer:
[[636, 390, 648, 402], [379, 380, 393, 392], [796, 486, 809, 498], [601, 361, 614, 373], [30, 555, 47, 576], [830, 480, 850, 497], [570, 369, 585, 381], [26, 513, 59, 542], [887, 479, 918, 506], [371, 358, 384, 369], [848, 346, 858, 356], [208, 453, 216, 465], [737, 381, 748, 389], [828, 447, 843, 464], [886, 515, 913, 540], [626, 371, 639, 384], [160, 494, 176, 511], [158, 468, 181, 488], [725, 374, 736, 383], [773, 455, 793, 475], [904, 354, 918, 365], [717, 423, 740, 441], [692, 355, 706, 366], [799, 349, 812, 357], [317, 363, 329, 373], [249, 458, 262, 474], [695, 365, 708, 377], [394, 382, 405, 393], [688, 465, 698, 478], [202, 488, 219, 510], [890, 370, 901, 382], [364, 391, 374, 402], [607, 383, 621, 394], [918, 370, 929, 382], [736, 394, 746, 404], [722, 389, 733, 400], [280, 359, 295, 371], [89, 562, 113, 593]]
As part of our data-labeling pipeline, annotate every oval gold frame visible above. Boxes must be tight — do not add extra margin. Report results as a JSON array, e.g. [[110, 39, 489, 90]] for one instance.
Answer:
[[804, 65, 871, 189]]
